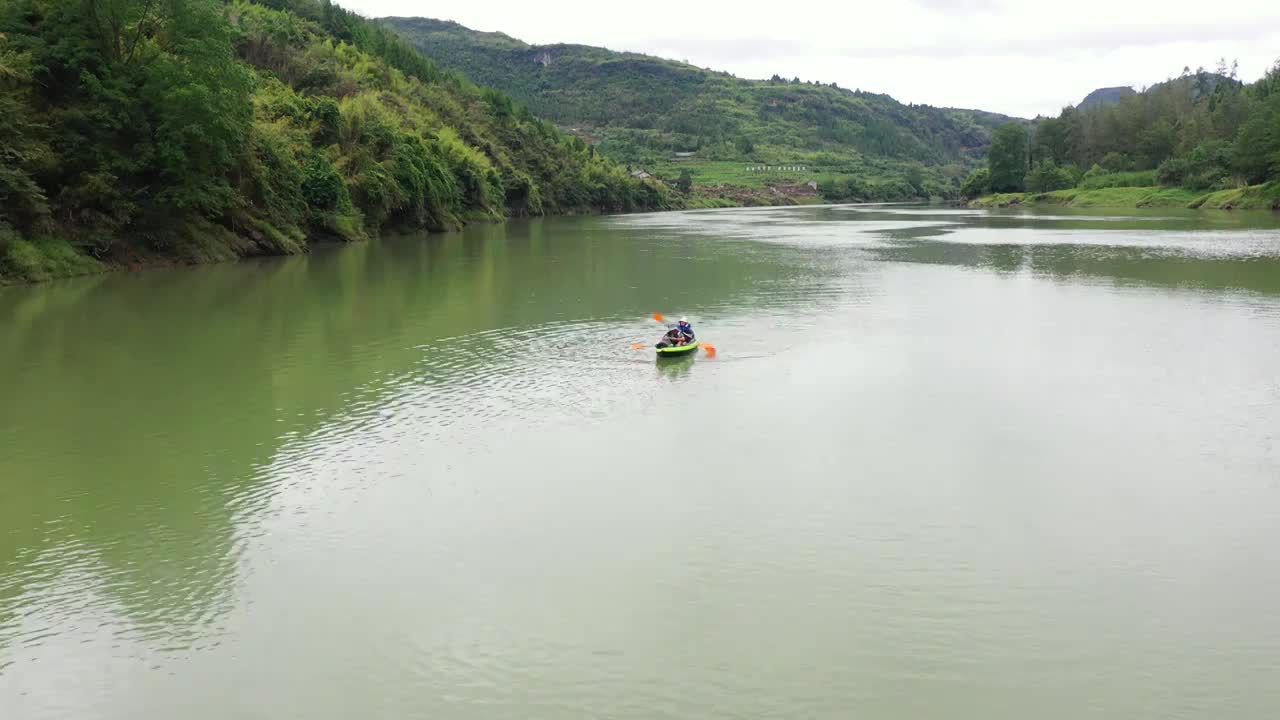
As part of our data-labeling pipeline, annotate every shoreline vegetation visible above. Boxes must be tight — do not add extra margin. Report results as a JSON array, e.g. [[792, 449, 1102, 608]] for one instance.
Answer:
[[0, 0, 678, 285], [962, 62, 1280, 215], [971, 182, 1280, 210]]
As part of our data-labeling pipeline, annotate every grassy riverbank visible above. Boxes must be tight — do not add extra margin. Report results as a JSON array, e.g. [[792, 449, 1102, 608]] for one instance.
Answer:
[[0, 234, 106, 284], [971, 182, 1280, 210]]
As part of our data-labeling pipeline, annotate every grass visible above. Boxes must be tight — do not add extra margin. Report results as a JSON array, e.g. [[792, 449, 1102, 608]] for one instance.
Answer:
[[644, 157, 943, 203], [1133, 187, 1209, 207], [968, 192, 1027, 208], [970, 185, 1269, 210], [1077, 169, 1158, 190], [240, 215, 307, 256], [1, 212, 317, 285], [329, 212, 369, 242], [1190, 182, 1280, 210], [646, 159, 819, 189], [1041, 187, 1203, 208], [1, 235, 106, 284], [682, 196, 740, 209]]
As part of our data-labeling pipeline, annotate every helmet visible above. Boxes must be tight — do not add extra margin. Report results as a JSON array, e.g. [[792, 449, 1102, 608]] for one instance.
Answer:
[[678, 317, 689, 324]]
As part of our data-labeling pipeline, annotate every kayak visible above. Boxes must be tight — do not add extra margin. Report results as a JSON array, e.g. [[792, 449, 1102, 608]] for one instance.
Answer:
[[656, 341, 699, 358]]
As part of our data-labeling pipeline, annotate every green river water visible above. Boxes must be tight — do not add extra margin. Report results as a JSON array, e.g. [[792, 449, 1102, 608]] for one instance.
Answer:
[[3, 205, 1280, 718]]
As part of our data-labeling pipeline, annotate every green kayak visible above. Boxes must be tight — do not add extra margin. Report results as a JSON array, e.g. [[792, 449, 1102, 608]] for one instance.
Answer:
[[656, 341, 699, 358]]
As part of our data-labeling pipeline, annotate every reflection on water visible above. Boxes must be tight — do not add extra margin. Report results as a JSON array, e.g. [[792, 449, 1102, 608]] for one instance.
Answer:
[[654, 353, 698, 381], [3, 205, 1280, 719], [633, 203, 1280, 295], [0, 218, 832, 660], [873, 238, 1280, 295]]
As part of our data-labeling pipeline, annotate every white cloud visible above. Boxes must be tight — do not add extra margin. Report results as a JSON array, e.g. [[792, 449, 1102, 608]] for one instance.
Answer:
[[354, 0, 1280, 117]]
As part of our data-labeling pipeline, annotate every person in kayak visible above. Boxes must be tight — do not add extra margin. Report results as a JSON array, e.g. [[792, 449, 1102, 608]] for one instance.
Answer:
[[676, 317, 695, 343], [657, 325, 686, 348]]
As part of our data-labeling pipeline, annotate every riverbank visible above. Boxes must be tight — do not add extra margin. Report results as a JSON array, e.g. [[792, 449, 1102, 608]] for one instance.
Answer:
[[0, 216, 316, 286], [1, 210, 628, 286], [1, 217, 363, 286], [970, 182, 1280, 210], [0, 192, 823, 286]]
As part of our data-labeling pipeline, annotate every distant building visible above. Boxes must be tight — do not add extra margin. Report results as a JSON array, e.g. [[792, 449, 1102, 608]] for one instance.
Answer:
[[630, 170, 651, 179], [806, 180, 818, 190], [673, 151, 696, 158]]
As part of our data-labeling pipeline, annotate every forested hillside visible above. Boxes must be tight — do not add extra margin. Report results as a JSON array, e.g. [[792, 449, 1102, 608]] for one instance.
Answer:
[[383, 17, 1015, 201], [966, 64, 1280, 210], [0, 0, 670, 283]]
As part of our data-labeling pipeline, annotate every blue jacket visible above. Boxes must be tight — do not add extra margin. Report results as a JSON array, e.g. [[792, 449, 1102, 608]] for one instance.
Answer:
[[677, 323, 695, 340]]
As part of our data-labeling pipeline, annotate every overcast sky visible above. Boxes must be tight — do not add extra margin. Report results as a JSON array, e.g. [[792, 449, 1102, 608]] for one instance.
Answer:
[[348, 0, 1280, 117]]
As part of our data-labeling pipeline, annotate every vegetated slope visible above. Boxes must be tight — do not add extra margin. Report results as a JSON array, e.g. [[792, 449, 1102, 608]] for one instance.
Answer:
[[0, 0, 671, 283], [382, 17, 1017, 200]]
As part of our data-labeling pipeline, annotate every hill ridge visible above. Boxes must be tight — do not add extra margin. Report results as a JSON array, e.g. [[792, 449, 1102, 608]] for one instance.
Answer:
[[382, 16, 1019, 200]]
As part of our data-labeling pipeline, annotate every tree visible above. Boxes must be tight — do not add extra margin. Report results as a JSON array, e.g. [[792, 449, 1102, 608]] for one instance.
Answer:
[[988, 123, 1028, 192], [0, 35, 50, 226], [1136, 120, 1177, 168], [676, 169, 692, 193], [1182, 140, 1233, 189], [1233, 92, 1280, 183], [1100, 152, 1131, 172], [1024, 160, 1074, 193], [904, 164, 925, 196], [960, 168, 990, 199]]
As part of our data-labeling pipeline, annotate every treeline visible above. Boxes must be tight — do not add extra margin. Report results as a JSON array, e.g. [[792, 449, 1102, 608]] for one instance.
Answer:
[[964, 63, 1280, 197], [816, 164, 932, 202], [0, 0, 671, 282]]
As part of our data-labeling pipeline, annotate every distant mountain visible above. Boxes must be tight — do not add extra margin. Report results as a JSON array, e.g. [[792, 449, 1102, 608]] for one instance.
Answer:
[[1077, 71, 1244, 111], [381, 17, 1016, 181], [1077, 86, 1138, 110]]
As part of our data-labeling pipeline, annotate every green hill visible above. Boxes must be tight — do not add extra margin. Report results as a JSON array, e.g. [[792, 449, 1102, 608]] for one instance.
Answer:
[[382, 17, 1017, 201], [0, 0, 671, 284]]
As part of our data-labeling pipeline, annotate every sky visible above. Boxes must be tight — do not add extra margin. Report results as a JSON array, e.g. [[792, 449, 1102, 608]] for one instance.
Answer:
[[346, 0, 1280, 118]]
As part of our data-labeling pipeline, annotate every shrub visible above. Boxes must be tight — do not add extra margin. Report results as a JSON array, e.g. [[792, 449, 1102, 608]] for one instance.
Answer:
[[960, 168, 990, 198], [1079, 167, 1158, 189], [1024, 161, 1075, 193]]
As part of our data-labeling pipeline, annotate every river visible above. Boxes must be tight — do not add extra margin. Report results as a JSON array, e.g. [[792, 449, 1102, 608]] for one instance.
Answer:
[[3, 205, 1280, 719]]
